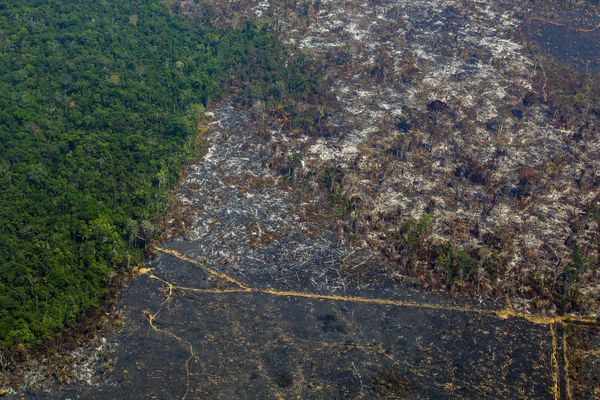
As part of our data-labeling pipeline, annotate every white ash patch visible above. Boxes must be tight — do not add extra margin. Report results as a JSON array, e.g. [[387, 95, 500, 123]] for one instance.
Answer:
[[252, 0, 270, 17]]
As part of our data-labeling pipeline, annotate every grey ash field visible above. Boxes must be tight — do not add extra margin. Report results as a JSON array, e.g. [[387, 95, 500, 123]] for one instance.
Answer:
[[6, 0, 600, 398]]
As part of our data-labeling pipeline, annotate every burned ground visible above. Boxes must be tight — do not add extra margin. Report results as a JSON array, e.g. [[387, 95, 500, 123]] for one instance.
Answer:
[[182, 0, 600, 316]]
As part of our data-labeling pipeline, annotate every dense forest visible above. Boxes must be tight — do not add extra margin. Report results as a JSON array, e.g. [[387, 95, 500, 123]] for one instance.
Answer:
[[0, 0, 316, 349]]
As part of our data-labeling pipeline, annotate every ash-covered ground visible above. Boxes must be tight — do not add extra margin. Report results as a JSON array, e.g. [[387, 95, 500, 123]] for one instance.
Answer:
[[183, 0, 600, 316]]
